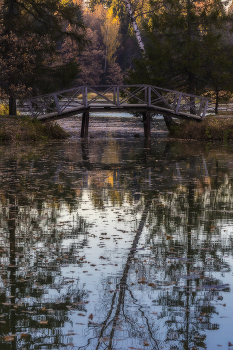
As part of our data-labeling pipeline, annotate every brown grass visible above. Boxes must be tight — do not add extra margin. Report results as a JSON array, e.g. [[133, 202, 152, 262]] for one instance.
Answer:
[[0, 116, 69, 143], [169, 116, 233, 141], [77, 92, 114, 100]]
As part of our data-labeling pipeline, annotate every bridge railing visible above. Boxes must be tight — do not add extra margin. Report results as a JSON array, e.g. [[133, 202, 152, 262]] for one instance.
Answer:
[[24, 85, 209, 119]]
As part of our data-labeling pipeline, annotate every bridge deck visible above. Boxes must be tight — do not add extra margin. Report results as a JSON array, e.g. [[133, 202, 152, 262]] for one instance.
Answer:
[[36, 103, 202, 121]]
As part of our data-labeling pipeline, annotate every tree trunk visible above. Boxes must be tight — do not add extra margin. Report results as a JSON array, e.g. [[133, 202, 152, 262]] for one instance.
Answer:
[[163, 113, 177, 131], [189, 72, 196, 115], [8, 0, 17, 115], [9, 95, 16, 115], [215, 89, 219, 114], [187, 0, 196, 115], [123, 0, 145, 54], [104, 46, 107, 73]]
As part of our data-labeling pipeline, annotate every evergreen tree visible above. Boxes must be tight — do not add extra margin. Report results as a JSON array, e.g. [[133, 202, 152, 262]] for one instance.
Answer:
[[128, 0, 233, 113], [202, 33, 233, 113], [0, 0, 86, 115]]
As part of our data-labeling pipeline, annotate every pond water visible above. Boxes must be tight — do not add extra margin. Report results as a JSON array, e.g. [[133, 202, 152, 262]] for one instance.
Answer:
[[0, 130, 233, 350]]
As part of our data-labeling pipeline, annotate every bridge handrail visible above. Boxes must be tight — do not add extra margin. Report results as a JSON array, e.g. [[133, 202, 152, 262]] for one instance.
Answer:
[[27, 84, 209, 100], [24, 84, 209, 120]]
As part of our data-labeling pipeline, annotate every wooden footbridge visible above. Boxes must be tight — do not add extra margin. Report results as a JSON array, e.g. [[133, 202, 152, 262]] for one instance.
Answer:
[[24, 85, 209, 138]]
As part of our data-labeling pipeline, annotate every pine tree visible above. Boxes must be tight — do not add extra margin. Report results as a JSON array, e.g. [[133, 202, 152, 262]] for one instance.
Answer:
[[128, 0, 233, 112], [0, 0, 86, 115]]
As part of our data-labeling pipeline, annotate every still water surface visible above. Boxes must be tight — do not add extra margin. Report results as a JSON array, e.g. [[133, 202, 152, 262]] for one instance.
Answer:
[[0, 136, 233, 350]]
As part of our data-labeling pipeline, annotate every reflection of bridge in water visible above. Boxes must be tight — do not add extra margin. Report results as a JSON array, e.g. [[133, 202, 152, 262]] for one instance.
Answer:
[[50, 139, 217, 206], [24, 85, 209, 138]]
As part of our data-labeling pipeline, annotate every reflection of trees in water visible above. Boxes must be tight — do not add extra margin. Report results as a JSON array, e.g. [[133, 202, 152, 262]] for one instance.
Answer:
[[78, 200, 161, 350], [78, 153, 233, 349], [0, 141, 233, 349], [0, 229, 89, 349], [75, 140, 233, 215], [0, 154, 90, 349], [144, 164, 233, 349]]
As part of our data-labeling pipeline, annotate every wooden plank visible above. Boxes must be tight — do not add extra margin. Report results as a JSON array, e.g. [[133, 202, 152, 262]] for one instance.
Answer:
[[37, 103, 202, 121], [148, 86, 151, 108], [28, 101, 35, 118], [53, 94, 61, 115], [201, 101, 208, 120], [175, 94, 182, 114]]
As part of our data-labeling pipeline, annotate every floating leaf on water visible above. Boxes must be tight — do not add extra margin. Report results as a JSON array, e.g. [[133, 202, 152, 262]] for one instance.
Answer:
[[100, 337, 109, 342], [20, 333, 29, 339], [3, 335, 15, 342], [138, 277, 146, 284], [39, 320, 48, 325]]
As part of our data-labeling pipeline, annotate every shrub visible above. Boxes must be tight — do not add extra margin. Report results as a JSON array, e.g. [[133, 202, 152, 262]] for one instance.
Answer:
[[0, 116, 69, 143], [169, 117, 233, 141], [0, 103, 9, 115]]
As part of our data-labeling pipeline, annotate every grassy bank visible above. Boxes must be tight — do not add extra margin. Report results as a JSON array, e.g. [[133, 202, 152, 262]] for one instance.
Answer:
[[169, 116, 233, 141], [0, 116, 69, 142]]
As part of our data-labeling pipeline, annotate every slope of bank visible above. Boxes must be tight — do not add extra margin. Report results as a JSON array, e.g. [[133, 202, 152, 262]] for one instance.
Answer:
[[1, 114, 233, 142], [0, 116, 68, 142], [169, 116, 233, 141]]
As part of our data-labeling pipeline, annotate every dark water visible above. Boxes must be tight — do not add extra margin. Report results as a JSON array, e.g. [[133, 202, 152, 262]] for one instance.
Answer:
[[0, 137, 233, 350]]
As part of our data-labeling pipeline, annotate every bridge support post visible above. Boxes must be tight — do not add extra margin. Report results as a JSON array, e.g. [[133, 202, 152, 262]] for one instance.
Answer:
[[81, 140, 89, 162], [81, 111, 89, 138], [143, 112, 151, 139]]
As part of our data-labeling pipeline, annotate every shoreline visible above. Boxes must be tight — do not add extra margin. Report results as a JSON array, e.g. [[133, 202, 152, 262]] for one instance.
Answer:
[[1, 113, 233, 142]]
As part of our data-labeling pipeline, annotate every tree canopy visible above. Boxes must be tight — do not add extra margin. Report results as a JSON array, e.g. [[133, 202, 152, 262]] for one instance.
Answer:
[[2, 0, 233, 115], [0, 0, 86, 114], [127, 0, 233, 113]]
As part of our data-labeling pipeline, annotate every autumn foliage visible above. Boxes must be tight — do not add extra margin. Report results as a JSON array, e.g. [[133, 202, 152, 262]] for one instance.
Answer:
[[0, 0, 86, 114]]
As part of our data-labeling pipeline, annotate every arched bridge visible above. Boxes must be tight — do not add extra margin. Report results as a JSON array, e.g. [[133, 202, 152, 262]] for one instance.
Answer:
[[24, 85, 209, 138]]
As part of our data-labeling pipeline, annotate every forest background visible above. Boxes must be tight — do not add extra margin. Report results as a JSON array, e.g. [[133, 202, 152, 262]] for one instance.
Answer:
[[1, 0, 233, 115]]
